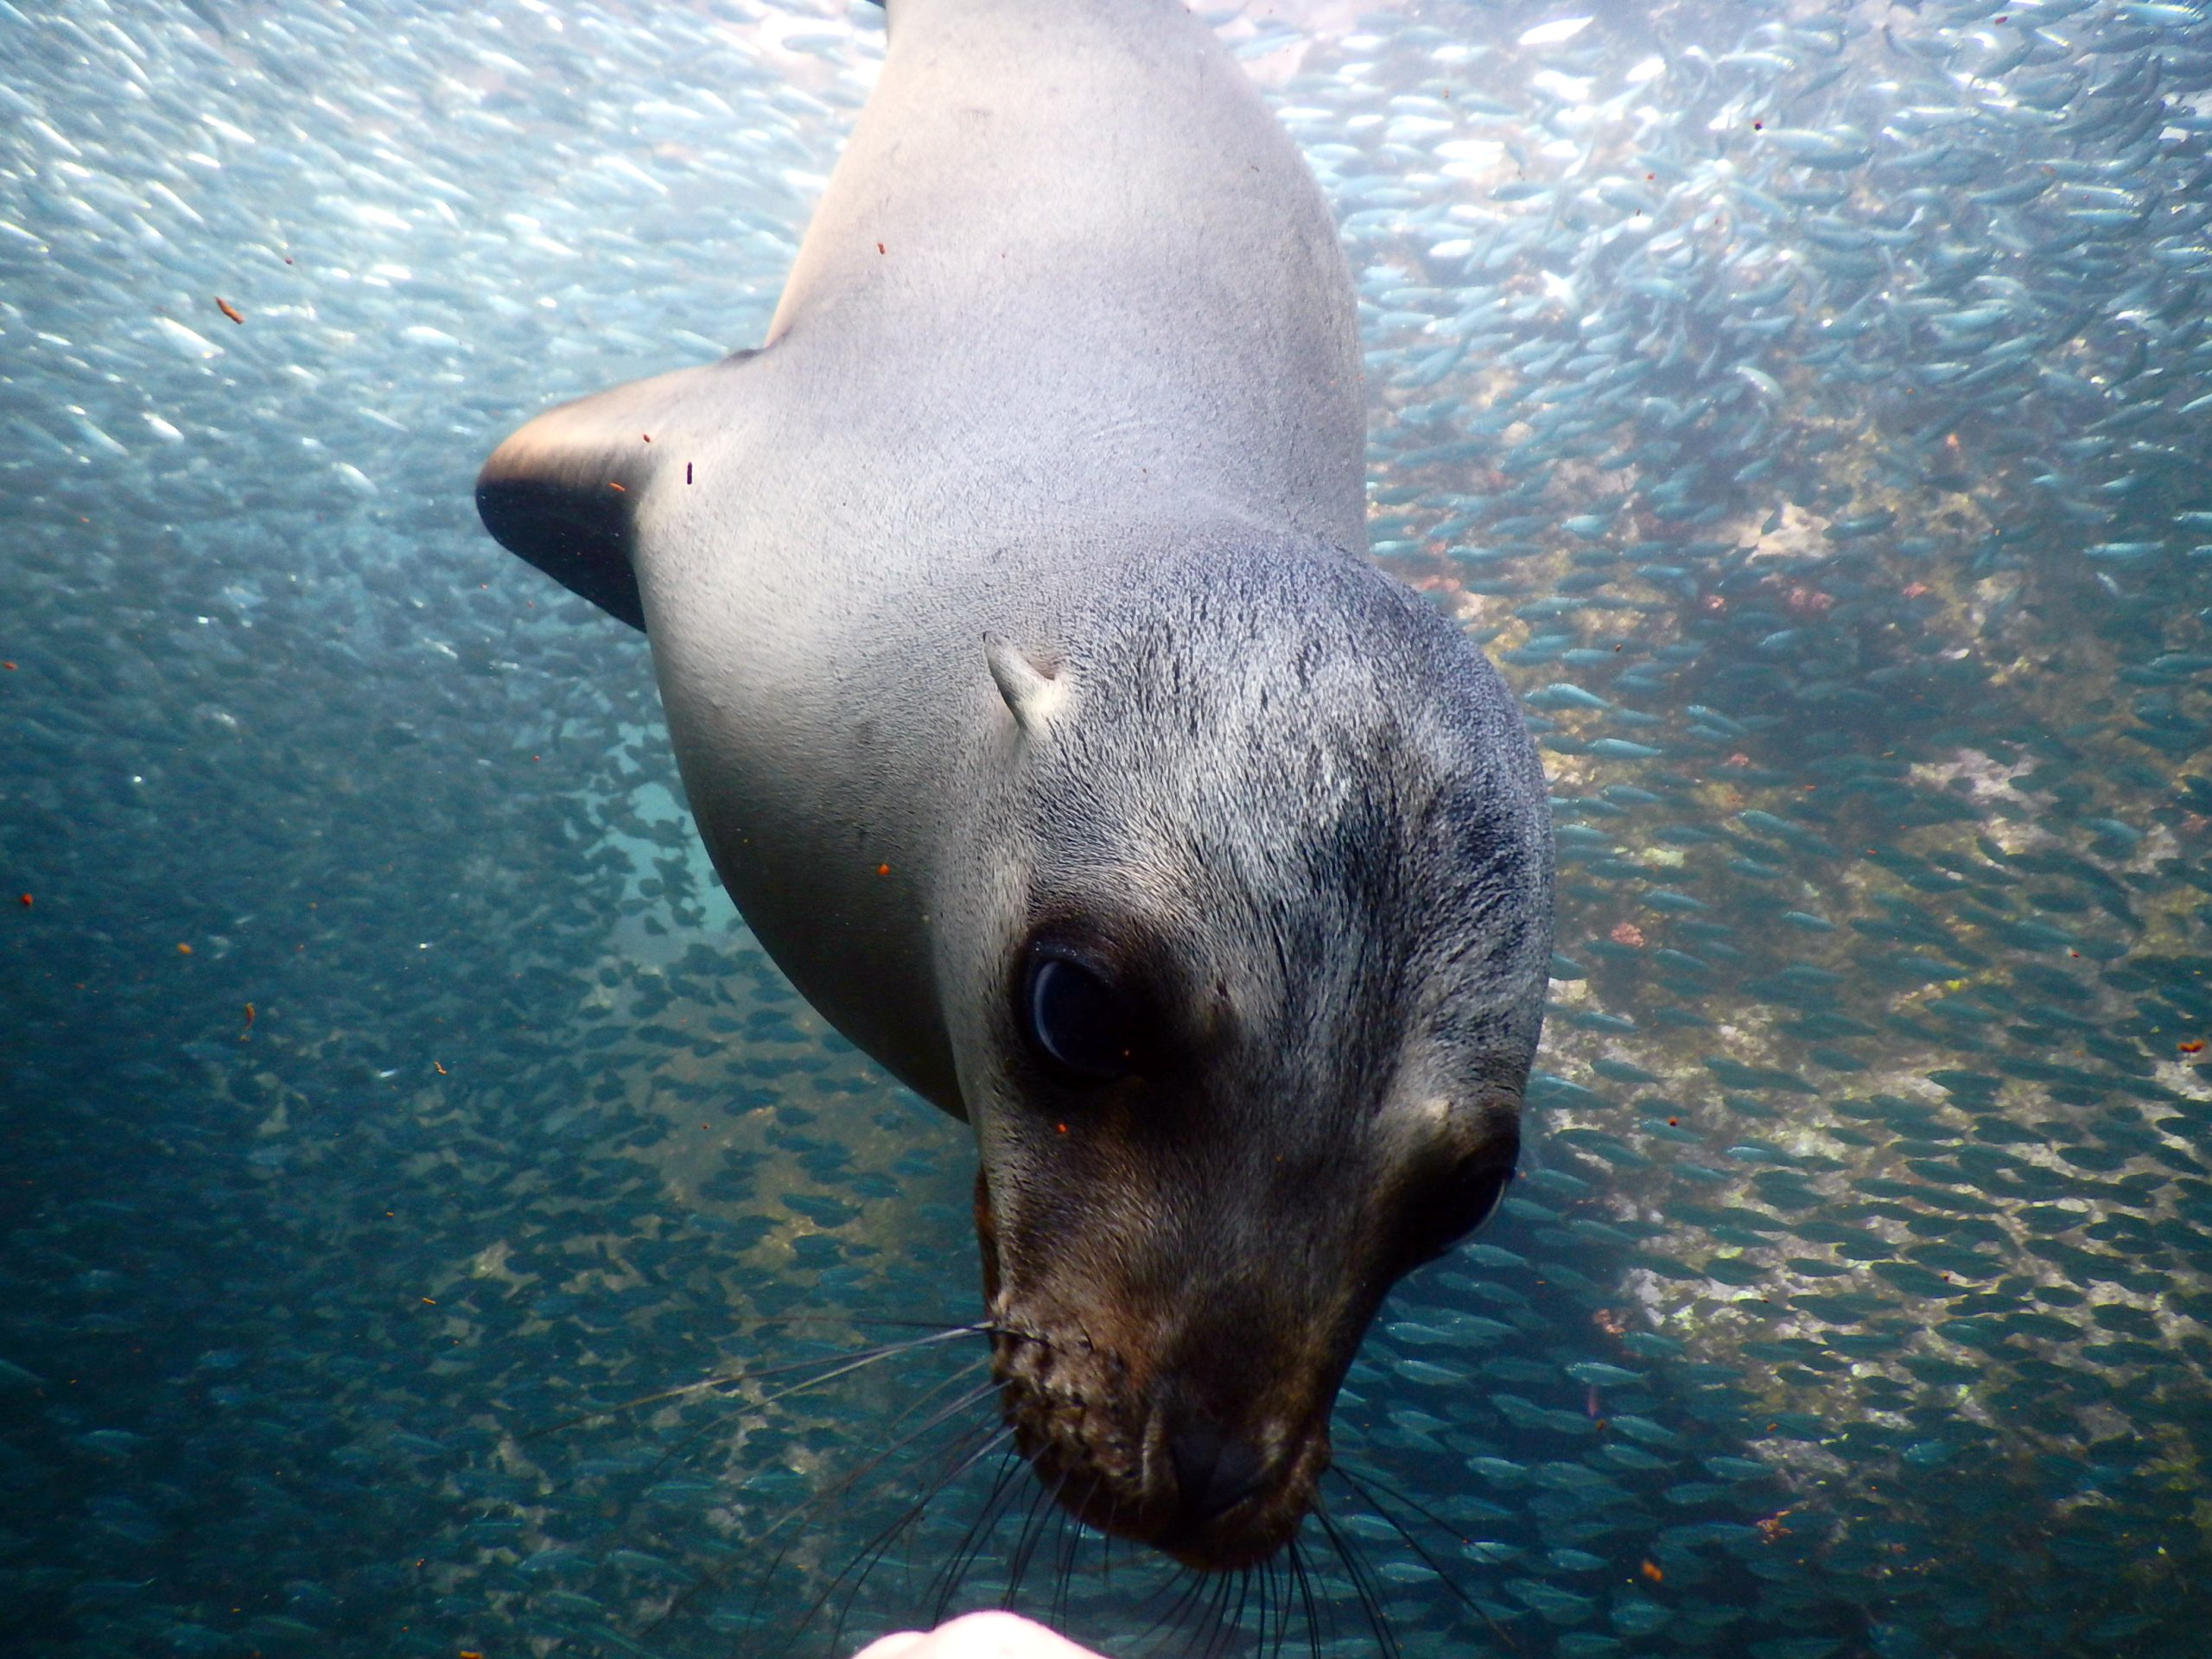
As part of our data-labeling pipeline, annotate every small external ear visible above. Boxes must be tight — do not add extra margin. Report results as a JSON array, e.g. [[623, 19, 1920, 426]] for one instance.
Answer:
[[983, 632, 1067, 735]]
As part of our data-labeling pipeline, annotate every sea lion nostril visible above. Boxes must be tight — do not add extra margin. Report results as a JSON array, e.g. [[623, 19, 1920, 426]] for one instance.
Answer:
[[1169, 1423, 1268, 1524]]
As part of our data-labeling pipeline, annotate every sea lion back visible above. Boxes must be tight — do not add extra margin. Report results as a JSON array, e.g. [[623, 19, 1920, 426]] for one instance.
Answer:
[[766, 0, 1369, 553]]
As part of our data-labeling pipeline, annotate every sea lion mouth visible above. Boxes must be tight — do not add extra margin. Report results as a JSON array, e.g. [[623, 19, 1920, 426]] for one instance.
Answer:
[[986, 1311, 1331, 1573]]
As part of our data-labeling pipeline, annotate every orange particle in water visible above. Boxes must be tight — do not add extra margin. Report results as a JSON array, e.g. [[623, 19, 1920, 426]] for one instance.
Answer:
[[2181, 1040, 2204, 1053], [877, 862, 891, 875], [16, 893, 29, 907], [434, 1060, 448, 1075], [215, 296, 244, 325], [1639, 1560, 1663, 1583], [1609, 921, 1645, 949], [176, 943, 193, 955], [1668, 1117, 1679, 1127]]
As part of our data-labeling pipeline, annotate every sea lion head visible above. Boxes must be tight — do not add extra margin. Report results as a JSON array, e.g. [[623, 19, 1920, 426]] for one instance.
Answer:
[[936, 531, 1554, 1572]]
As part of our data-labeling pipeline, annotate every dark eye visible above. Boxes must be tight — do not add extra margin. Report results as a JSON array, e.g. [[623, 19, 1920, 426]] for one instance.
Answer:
[[1407, 1154, 1516, 1266], [1024, 950, 1138, 1081]]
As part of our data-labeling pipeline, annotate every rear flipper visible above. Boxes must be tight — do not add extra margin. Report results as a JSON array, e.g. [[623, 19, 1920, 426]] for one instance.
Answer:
[[475, 351, 756, 630]]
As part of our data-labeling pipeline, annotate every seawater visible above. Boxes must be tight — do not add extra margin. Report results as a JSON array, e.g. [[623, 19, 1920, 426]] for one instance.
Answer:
[[4, 1, 2211, 1656]]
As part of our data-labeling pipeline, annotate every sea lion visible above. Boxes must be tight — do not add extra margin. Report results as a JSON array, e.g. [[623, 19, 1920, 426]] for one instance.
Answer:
[[477, 0, 1553, 1578]]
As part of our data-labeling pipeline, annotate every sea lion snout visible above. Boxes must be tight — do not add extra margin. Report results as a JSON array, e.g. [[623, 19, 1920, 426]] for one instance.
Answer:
[[1154, 1412, 1331, 1568], [1166, 1420, 1265, 1525], [986, 1294, 1335, 1571], [981, 1153, 1359, 1569]]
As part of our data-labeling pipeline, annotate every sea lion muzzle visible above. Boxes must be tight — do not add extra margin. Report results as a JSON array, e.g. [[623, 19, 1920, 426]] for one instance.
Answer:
[[972, 1113, 1465, 1573]]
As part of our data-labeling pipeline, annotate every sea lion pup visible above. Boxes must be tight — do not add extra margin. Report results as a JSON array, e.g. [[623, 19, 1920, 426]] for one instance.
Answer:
[[478, 0, 1553, 1578]]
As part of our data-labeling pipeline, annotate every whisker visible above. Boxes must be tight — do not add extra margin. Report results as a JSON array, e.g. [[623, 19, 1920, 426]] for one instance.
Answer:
[[1312, 1497, 1402, 1659], [1173, 1567, 1221, 1659], [1213, 1564, 1253, 1659], [995, 1453, 1054, 1593], [529, 1321, 988, 1437], [633, 1338, 981, 1495], [800, 1422, 1019, 1655], [1211, 1574, 1247, 1659], [1096, 1491, 1124, 1598], [823, 1443, 983, 1659], [817, 1422, 1011, 1658], [875, 1365, 1016, 1611], [1170, 1563, 1224, 1657], [920, 1438, 1015, 1625], [1209, 1564, 1240, 1659], [643, 1370, 997, 1641], [742, 1372, 999, 1597], [1287, 1536, 1324, 1659], [1001, 1463, 1058, 1609], [1128, 1558, 1206, 1657], [928, 1433, 1033, 1625], [874, 1354, 1001, 1452], [1048, 1491, 1081, 1636], [1332, 1464, 1522, 1654], [740, 1313, 995, 1335]]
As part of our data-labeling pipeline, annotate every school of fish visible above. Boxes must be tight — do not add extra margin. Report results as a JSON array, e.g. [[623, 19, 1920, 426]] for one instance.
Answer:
[[4, 0, 2212, 1655]]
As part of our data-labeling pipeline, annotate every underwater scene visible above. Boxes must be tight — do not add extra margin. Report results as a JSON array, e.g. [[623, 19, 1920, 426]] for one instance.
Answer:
[[6, 0, 2212, 1655]]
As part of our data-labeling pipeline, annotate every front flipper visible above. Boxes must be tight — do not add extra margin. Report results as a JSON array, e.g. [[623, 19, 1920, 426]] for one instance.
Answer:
[[476, 351, 757, 631]]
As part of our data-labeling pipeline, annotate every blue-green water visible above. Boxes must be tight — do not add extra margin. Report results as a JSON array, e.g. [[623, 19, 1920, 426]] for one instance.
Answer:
[[4, 1, 2211, 1656]]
